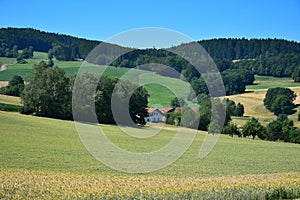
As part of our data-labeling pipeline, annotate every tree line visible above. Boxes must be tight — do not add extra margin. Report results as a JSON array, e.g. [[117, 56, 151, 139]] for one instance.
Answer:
[[2, 28, 300, 89], [223, 115, 300, 144], [0, 44, 34, 63], [188, 69, 255, 97]]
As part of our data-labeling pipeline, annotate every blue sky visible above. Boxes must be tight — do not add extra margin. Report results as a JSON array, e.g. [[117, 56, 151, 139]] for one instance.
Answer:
[[0, 0, 299, 42]]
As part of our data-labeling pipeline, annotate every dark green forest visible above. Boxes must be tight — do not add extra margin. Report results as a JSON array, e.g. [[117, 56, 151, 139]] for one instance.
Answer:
[[0, 27, 99, 59]]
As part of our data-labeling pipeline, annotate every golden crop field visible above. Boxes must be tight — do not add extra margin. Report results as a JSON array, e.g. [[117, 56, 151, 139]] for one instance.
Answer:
[[0, 94, 22, 105], [1, 168, 299, 199]]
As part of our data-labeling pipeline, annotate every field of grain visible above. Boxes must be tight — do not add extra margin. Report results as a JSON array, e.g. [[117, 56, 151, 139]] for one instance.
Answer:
[[1, 168, 299, 199], [0, 94, 22, 105]]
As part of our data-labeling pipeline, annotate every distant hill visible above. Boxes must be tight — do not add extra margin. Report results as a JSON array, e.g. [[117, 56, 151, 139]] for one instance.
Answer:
[[1, 27, 300, 60], [0, 27, 133, 61], [198, 38, 300, 60], [1, 27, 300, 80], [0, 27, 99, 59]]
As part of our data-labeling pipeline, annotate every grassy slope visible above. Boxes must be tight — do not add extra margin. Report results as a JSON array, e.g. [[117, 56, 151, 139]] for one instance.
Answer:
[[1, 111, 299, 177]]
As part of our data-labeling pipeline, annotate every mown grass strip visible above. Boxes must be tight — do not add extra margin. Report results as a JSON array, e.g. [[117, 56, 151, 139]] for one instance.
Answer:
[[0, 103, 22, 112]]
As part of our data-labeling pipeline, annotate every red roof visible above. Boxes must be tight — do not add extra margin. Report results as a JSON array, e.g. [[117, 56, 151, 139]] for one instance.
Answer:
[[160, 107, 174, 113], [146, 108, 164, 115], [146, 108, 156, 113]]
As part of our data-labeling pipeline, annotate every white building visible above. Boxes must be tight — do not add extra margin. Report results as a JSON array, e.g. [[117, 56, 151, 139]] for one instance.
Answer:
[[144, 108, 164, 122]]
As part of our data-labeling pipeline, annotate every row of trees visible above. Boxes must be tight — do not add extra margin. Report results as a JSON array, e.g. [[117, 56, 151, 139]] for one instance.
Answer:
[[21, 62, 149, 124], [2, 28, 300, 61], [223, 115, 300, 144], [2, 28, 300, 78], [0, 44, 34, 61]]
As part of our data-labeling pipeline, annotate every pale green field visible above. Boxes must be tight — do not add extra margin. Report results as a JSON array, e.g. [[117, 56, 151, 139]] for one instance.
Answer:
[[1, 111, 299, 177], [0, 111, 300, 198], [247, 75, 300, 89]]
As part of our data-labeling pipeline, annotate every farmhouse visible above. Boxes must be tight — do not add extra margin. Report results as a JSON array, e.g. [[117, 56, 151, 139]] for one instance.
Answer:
[[144, 108, 165, 122], [145, 107, 181, 123]]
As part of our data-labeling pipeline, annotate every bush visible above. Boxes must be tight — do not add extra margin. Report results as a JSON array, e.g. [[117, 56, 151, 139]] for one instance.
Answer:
[[222, 123, 241, 137]]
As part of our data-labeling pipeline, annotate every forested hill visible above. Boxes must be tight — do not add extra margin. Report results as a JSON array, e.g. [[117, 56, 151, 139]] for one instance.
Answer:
[[0, 27, 100, 60], [1, 27, 300, 86], [1, 28, 300, 61], [198, 38, 300, 60]]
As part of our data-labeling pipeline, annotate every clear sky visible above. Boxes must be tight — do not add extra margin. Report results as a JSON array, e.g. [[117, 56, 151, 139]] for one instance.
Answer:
[[0, 0, 299, 42]]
